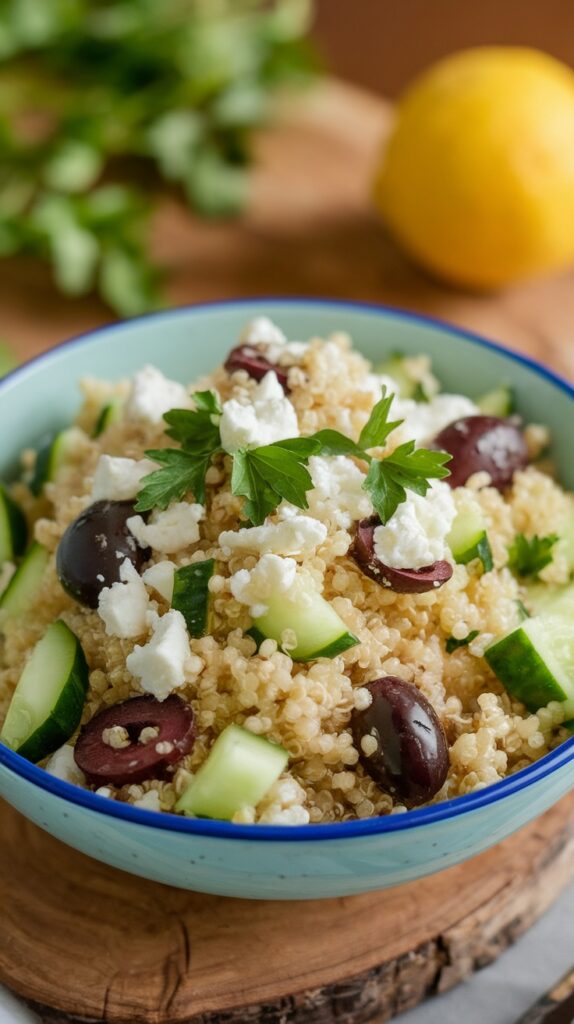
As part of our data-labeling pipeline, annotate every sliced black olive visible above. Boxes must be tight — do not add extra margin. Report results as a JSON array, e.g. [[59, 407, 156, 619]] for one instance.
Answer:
[[351, 516, 453, 593], [432, 415, 528, 490]]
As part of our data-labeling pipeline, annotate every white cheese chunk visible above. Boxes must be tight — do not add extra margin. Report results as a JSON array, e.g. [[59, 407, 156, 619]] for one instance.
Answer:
[[132, 790, 162, 812], [142, 560, 176, 602], [97, 558, 150, 638], [127, 502, 204, 554], [219, 515, 326, 557], [219, 371, 299, 453], [126, 609, 199, 700], [373, 480, 456, 569], [240, 317, 287, 348], [91, 455, 157, 502], [306, 455, 373, 528], [230, 553, 297, 618], [44, 744, 86, 785], [392, 393, 479, 446], [126, 364, 191, 424]]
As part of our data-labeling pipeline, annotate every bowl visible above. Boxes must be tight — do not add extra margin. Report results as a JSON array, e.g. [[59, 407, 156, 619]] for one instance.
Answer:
[[0, 298, 573, 900]]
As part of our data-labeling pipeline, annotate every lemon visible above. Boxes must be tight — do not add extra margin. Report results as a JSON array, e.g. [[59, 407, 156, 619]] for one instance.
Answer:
[[374, 48, 574, 289]]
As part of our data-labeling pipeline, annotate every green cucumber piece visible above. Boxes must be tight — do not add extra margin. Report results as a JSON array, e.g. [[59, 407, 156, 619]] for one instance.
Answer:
[[374, 355, 428, 401], [252, 576, 359, 662], [171, 559, 215, 637], [0, 543, 50, 618], [476, 386, 514, 417], [447, 507, 493, 572], [176, 723, 288, 820], [0, 620, 89, 762], [524, 582, 574, 619], [485, 613, 574, 718], [93, 398, 123, 438], [0, 485, 27, 565], [31, 429, 77, 496]]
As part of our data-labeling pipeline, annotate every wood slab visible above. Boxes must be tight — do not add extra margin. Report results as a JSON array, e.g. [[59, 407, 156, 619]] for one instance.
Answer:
[[1, 78, 574, 1023], [0, 794, 572, 1024]]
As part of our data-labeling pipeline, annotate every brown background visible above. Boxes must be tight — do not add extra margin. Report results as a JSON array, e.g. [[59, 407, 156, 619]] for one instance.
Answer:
[[314, 0, 574, 97]]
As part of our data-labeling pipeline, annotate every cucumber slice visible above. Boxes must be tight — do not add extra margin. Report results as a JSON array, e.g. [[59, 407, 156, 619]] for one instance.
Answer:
[[176, 723, 288, 820], [0, 543, 50, 619], [0, 485, 27, 565], [31, 429, 77, 496], [476, 386, 514, 417], [524, 582, 574, 618], [0, 620, 89, 762], [447, 507, 493, 572], [171, 559, 215, 637], [93, 398, 123, 438], [485, 613, 574, 718], [374, 355, 428, 401], [252, 576, 359, 661]]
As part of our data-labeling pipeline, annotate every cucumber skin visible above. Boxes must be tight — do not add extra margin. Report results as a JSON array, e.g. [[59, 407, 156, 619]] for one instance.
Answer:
[[476, 387, 514, 417], [5, 621, 89, 763], [172, 559, 215, 638], [455, 532, 494, 573], [93, 400, 122, 438], [485, 627, 568, 711], [0, 486, 27, 563], [247, 625, 359, 662]]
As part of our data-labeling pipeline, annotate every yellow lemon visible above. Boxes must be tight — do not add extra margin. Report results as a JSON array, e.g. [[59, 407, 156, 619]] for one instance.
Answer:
[[374, 47, 574, 289]]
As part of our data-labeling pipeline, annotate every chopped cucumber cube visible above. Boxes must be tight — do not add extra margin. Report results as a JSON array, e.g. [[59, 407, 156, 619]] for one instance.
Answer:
[[176, 724, 289, 820], [31, 429, 77, 496], [0, 485, 27, 565], [476, 386, 514, 417], [485, 612, 574, 719], [252, 576, 359, 661], [172, 559, 215, 637], [0, 543, 50, 619], [447, 507, 493, 572], [0, 620, 89, 762], [374, 355, 429, 401], [93, 398, 123, 438]]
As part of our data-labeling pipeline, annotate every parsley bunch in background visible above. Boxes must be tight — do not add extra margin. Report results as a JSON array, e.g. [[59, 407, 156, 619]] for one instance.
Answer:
[[0, 0, 316, 315]]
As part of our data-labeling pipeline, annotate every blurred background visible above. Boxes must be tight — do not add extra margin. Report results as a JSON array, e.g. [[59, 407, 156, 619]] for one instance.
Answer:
[[313, 0, 574, 96]]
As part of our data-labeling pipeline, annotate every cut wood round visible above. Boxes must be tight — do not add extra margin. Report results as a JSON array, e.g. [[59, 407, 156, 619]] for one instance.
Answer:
[[0, 794, 572, 1024], [1, 77, 574, 1024]]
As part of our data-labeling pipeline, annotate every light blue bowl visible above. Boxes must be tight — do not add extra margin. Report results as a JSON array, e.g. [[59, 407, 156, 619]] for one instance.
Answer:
[[0, 299, 573, 900]]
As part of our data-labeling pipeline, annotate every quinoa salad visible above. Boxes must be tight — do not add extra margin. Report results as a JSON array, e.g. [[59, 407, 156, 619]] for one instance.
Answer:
[[0, 316, 573, 825]]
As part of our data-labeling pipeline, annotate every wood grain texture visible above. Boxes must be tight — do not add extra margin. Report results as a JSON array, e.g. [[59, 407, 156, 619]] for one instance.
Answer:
[[0, 794, 571, 1024], [1, 79, 574, 1024]]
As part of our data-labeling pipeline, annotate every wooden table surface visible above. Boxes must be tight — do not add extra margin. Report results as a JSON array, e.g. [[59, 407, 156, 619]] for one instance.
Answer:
[[1, 78, 574, 1024]]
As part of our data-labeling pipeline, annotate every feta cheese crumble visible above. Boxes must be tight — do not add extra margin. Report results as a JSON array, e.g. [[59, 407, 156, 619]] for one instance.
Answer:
[[126, 609, 200, 700], [393, 394, 478, 446], [240, 316, 287, 348], [219, 515, 327, 557], [230, 553, 297, 618], [142, 560, 176, 602], [219, 371, 299, 453], [45, 744, 86, 785], [127, 502, 204, 554], [91, 455, 157, 502], [373, 480, 456, 569], [97, 558, 149, 638], [306, 455, 373, 528], [126, 365, 191, 424]]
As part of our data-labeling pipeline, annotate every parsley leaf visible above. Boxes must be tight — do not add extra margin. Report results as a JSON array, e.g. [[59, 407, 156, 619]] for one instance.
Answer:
[[507, 533, 559, 578], [364, 441, 452, 524], [164, 390, 222, 454], [310, 429, 366, 459], [358, 392, 403, 450], [446, 631, 480, 654], [231, 439, 320, 526], [135, 449, 213, 511]]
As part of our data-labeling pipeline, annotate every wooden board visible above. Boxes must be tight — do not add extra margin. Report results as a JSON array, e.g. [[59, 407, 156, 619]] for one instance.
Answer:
[[0, 794, 573, 1024], [1, 78, 574, 1023]]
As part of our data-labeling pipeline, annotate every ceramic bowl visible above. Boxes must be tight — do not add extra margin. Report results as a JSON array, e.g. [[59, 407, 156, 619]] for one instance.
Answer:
[[0, 299, 573, 900]]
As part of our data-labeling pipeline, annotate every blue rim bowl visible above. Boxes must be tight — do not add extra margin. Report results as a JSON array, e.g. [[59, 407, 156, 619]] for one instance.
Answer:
[[0, 298, 573, 899]]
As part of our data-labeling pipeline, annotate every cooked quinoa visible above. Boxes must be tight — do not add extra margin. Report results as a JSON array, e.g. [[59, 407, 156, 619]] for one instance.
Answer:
[[0, 317, 571, 825]]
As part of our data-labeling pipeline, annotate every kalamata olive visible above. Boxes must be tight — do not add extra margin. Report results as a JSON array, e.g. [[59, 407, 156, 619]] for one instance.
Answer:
[[351, 516, 453, 594], [56, 500, 151, 608], [351, 677, 449, 806], [225, 345, 289, 392], [432, 415, 528, 490], [74, 695, 195, 787]]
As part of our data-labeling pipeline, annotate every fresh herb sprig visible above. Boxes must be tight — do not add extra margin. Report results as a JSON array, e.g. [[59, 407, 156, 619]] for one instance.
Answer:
[[136, 385, 451, 527], [507, 533, 559, 578], [0, 0, 316, 314]]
